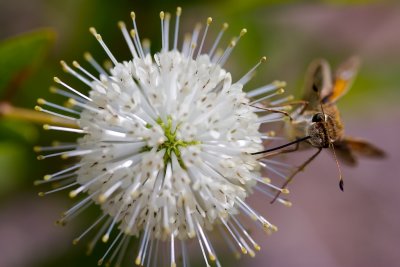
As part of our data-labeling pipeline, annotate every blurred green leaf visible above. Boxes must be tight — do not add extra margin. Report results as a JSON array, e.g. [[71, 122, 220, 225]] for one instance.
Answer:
[[0, 119, 38, 144], [0, 141, 28, 195], [0, 29, 55, 99]]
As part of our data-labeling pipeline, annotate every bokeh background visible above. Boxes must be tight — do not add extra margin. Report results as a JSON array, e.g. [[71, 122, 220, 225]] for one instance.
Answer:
[[0, 0, 399, 267]]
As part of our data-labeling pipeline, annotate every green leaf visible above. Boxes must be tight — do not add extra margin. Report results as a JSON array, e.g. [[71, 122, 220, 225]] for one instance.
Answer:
[[0, 141, 28, 195], [0, 119, 39, 144], [0, 29, 55, 98]]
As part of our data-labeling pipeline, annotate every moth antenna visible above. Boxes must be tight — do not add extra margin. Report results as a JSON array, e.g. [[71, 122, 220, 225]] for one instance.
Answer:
[[330, 142, 344, 191]]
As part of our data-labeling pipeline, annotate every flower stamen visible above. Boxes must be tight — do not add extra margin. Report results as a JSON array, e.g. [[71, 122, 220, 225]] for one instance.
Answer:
[[173, 7, 182, 50], [118, 21, 139, 59], [130, 12, 145, 58], [209, 22, 229, 57]]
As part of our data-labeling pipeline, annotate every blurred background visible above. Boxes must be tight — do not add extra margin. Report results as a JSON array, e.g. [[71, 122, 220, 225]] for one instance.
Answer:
[[0, 0, 399, 267]]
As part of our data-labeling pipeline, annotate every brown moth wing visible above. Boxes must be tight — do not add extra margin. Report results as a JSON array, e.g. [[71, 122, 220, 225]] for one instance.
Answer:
[[322, 56, 360, 104], [333, 136, 386, 166], [302, 58, 333, 109], [332, 139, 358, 166], [342, 136, 386, 158]]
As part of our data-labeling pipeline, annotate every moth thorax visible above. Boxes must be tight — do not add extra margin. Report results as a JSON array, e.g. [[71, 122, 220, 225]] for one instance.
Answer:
[[307, 114, 338, 148]]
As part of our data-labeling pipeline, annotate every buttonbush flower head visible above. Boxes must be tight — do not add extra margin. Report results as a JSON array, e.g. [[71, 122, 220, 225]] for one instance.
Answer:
[[35, 8, 291, 267]]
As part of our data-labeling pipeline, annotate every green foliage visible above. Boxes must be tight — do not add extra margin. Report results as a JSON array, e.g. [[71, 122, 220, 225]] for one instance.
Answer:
[[0, 30, 54, 195], [0, 141, 29, 195], [0, 29, 55, 98]]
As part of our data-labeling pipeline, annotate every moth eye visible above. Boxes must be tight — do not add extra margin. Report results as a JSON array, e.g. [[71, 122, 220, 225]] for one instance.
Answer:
[[312, 113, 324, 122]]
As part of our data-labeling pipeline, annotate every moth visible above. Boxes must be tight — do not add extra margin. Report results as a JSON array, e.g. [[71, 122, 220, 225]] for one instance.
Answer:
[[253, 57, 386, 202]]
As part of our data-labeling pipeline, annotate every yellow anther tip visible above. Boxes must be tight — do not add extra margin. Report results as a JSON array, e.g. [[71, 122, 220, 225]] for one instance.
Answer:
[[207, 17, 213, 25], [98, 194, 107, 203], [86, 245, 94, 256], [176, 7, 182, 16], [188, 231, 195, 238], [254, 244, 261, 251], [241, 247, 248, 254], [272, 80, 286, 87], [142, 39, 150, 46], [43, 174, 52, 181], [60, 60, 67, 70], [89, 27, 97, 35], [240, 28, 248, 36], [135, 256, 141, 266], [37, 98, 46, 104], [277, 88, 285, 94], [97, 259, 103, 266], [60, 220, 67, 226], [52, 141, 60, 146], [160, 11, 165, 19], [102, 234, 109, 243], [130, 11, 135, 19], [53, 77, 61, 83], [263, 177, 271, 183], [61, 154, 69, 159], [249, 250, 256, 257], [261, 56, 267, 62], [222, 22, 229, 29], [72, 61, 80, 68], [209, 253, 216, 261], [270, 225, 278, 232], [36, 155, 44, 160], [84, 52, 92, 60], [284, 201, 293, 207], [68, 98, 77, 105], [38, 192, 45, 197], [69, 190, 78, 198], [281, 188, 290, 194], [43, 124, 50, 130], [72, 239, 79, 245], [95, 34, 102, 41], [34, 106, 42, 112], [117, 21, 125, 28], [163, 227, 171, 235]]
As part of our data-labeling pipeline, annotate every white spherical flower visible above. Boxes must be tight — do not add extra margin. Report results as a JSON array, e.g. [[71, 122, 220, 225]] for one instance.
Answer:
[[35, 8, 292, 267]]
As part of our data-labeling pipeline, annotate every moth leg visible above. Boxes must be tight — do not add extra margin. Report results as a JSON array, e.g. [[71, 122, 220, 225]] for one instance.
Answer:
[[250, 104, 294, 121], [291, 100, 309, 115], [270, 147, 322, 204], [277, 100, 309, 116]]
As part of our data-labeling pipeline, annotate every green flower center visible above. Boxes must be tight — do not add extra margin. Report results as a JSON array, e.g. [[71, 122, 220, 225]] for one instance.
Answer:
[[156, 117, 199, 168]]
